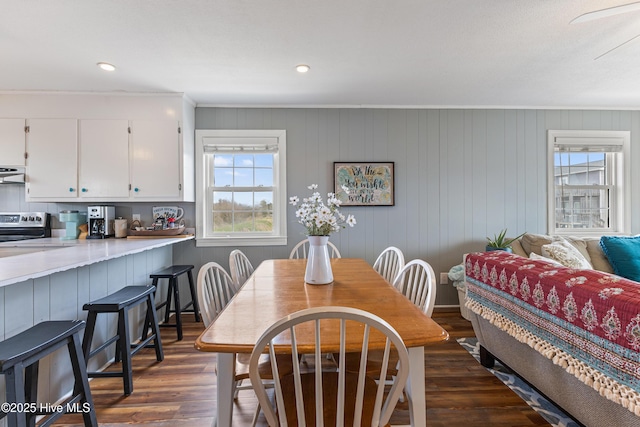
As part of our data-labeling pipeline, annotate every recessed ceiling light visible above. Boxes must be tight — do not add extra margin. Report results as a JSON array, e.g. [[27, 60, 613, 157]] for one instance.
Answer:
[[296, 64, 310, 73], [97, 62, 116, 71]]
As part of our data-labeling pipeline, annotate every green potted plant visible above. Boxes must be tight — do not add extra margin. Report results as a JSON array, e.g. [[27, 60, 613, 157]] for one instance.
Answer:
[[486, 229, 525, 253]]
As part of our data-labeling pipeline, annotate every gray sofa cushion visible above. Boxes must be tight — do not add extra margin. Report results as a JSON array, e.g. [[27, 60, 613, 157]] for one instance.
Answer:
[[515, 233, 612, 273]]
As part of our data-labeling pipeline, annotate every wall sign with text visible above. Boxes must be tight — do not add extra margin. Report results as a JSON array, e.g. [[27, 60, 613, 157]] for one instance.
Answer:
[[334, 162, 394, 206]]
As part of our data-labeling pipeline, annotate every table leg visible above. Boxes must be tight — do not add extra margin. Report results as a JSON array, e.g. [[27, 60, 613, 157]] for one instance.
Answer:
[[405, 346, 426, 426], [216, 353, 235, 427]]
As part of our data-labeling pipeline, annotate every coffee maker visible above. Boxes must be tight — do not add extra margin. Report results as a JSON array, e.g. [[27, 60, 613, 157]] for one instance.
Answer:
[[87, 206, 115, 239]]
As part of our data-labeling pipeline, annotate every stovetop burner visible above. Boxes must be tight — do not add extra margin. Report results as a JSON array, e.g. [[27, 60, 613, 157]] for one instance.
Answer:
[[0, 212, 51, 242]]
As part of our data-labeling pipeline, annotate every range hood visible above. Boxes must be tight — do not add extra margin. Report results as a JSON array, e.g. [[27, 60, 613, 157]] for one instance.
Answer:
[[0, 167, 25, 184]]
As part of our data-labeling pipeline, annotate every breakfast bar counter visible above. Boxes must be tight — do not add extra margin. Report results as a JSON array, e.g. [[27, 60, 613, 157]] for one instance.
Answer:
[[0, 235, 194, 409], [0, 236, 194, 287]]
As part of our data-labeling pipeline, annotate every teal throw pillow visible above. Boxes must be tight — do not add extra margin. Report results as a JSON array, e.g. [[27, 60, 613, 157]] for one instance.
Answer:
[[600, 236, 640, 282]]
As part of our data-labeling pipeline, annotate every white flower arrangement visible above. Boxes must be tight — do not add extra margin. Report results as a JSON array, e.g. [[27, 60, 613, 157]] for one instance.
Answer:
[[289, 184, 357, 236]]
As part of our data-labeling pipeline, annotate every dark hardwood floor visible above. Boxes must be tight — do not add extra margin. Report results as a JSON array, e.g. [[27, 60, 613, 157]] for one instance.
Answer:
[[54, 308, 550, 426]]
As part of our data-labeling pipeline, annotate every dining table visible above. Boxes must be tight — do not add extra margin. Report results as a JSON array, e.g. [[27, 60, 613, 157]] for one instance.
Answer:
[[195, 257, 449, 426]]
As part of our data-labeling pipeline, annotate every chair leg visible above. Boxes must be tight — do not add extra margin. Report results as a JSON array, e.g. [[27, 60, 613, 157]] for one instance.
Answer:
[[171, 278, 183, 340], [24, 361, 38, 427], [118, 308, 134, 395], [250, 402, 261, 427], [68, 332, 99, 426], [233, 379, 241, 399], [146, 293, 164, 361], [5, 363, 27, 427], [186, 269, 201, 322], [82, 312, 98, 363], [164, 280, 174, 324]]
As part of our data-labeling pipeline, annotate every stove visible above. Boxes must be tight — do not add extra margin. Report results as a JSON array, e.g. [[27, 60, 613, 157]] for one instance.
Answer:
[[0, 212, 51, 243]]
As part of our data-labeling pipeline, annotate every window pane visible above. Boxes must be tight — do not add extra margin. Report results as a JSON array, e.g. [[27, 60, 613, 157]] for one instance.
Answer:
[[234, 169, 253, 186], [213, 211, 233, 232], [555, 152, 606, 186], [234, 154, 254, 167], [254, 154, 273, 167], [255, 211, 273, 232], [255, 168, 273, 186], [234, 192, 253, 207], [214, 168, 233, 187], [233, 212, 253, 232], [255, 192, 273, 210], [554, 187, 610, 229], [213, 154, 233, 167], [213, 192, 232, 209]]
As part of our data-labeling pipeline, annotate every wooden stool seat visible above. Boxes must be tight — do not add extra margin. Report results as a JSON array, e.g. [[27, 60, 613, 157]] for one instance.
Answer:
[[0, 320, 97, 427], [82, 285, 163, 396], [150, 264, 201, 340]]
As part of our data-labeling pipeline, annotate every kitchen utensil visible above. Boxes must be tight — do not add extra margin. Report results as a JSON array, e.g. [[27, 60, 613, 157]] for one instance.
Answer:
[[59, 210, 87, 240], [87, 206, 115, 239], [115, 218, 128, 238]]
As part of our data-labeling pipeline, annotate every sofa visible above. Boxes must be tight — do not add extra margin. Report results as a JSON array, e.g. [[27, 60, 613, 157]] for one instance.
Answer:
[[465, 233, 640, 427]]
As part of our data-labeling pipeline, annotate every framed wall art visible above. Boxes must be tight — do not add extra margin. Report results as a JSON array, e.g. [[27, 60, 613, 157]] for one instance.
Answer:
[[334, 162, 394, 206]]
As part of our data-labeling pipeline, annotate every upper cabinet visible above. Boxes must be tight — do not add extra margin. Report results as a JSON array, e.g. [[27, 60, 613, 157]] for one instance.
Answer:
[[21, 93, 195, 202], [27, 118, 131, 201], [26, 119, 78, 199], [0, 119, 26, 166], [130, 120, 182, 200], [78, 119, 130, 199]]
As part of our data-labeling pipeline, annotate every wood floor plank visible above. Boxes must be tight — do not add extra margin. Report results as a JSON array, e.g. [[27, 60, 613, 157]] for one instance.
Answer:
[[52, 308, 551, 426]]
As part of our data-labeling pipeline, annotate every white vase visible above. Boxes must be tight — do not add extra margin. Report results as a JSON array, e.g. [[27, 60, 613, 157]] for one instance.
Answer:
[[304, 235, 334, 285]]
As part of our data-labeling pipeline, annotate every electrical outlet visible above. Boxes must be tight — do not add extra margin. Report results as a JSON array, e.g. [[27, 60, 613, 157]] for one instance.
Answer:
[[440, 272, 449, 285], [132, 214, 141, 221]]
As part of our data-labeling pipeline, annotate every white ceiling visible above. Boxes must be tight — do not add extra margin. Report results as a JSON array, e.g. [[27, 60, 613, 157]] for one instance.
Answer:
[[2, 0, 640, 109]]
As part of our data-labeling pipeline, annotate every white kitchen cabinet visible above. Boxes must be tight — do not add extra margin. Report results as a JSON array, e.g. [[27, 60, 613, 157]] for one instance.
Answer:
[[78, 119, 130, 199], [26, 119, 78, 199], [17, 94, 194, 202], [130, 120, 183, 200], [0, 118, 26, 166]]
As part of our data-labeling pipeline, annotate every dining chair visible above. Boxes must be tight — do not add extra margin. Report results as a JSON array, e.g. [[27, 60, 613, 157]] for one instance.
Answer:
[[392, 259, 437, 316], [196, 262, 239, 326], [196, 262, 293, 427], [341, 259, 437, 396], [229, 249, 255, 288], [248, 306, 409, 427], [289, 238, 342, 259], [373, 246, 405, 283]]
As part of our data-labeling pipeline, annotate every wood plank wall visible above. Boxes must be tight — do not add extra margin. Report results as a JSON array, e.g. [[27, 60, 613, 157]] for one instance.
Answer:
[[2, 107, 638, 306], [185, 108, 640, 306]]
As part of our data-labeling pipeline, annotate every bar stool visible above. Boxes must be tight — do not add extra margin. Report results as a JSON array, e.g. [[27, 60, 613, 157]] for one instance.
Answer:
[[0, 320, 98, 427], [150, 265, 201, 340], [82, 286, 163, 396]]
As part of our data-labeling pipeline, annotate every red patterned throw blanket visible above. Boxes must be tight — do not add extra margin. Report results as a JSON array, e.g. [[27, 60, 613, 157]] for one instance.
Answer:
[[465, 251, 640, 416]]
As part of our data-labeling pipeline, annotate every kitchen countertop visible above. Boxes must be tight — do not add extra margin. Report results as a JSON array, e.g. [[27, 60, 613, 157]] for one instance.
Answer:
[[0, 236, 194, 288]]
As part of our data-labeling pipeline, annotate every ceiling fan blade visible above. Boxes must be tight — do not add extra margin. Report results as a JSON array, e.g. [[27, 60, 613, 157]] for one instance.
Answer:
[[594, 32, 640, 59], [572, 1, 640, 24]]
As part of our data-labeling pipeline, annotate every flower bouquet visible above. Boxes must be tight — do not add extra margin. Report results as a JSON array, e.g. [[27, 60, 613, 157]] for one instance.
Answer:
[[289, 184, 356, 284], [289, 184, 356, 236]]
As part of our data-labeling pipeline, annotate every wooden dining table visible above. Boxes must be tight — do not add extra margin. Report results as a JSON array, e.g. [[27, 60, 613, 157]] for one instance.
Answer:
[[195, 258, 449, 426]]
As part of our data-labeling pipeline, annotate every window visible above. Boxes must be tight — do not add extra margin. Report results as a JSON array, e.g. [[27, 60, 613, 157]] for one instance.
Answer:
[[195, 129, 287, 246], [547, 130, 630, 235]]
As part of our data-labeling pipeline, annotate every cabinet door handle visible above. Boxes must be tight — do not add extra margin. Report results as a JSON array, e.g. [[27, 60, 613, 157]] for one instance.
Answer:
[[69, 187, 75, 192], [81, 188, 88, 193], [134, 187, 139, 192]]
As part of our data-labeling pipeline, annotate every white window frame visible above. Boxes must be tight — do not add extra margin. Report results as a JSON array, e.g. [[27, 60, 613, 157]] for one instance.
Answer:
[[195, 129, 287, 247], [547, 129, 630, 236]]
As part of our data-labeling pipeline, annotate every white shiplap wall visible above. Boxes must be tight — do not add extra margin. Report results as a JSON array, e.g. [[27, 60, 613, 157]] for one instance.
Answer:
[[185, 107, 640, 306]]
